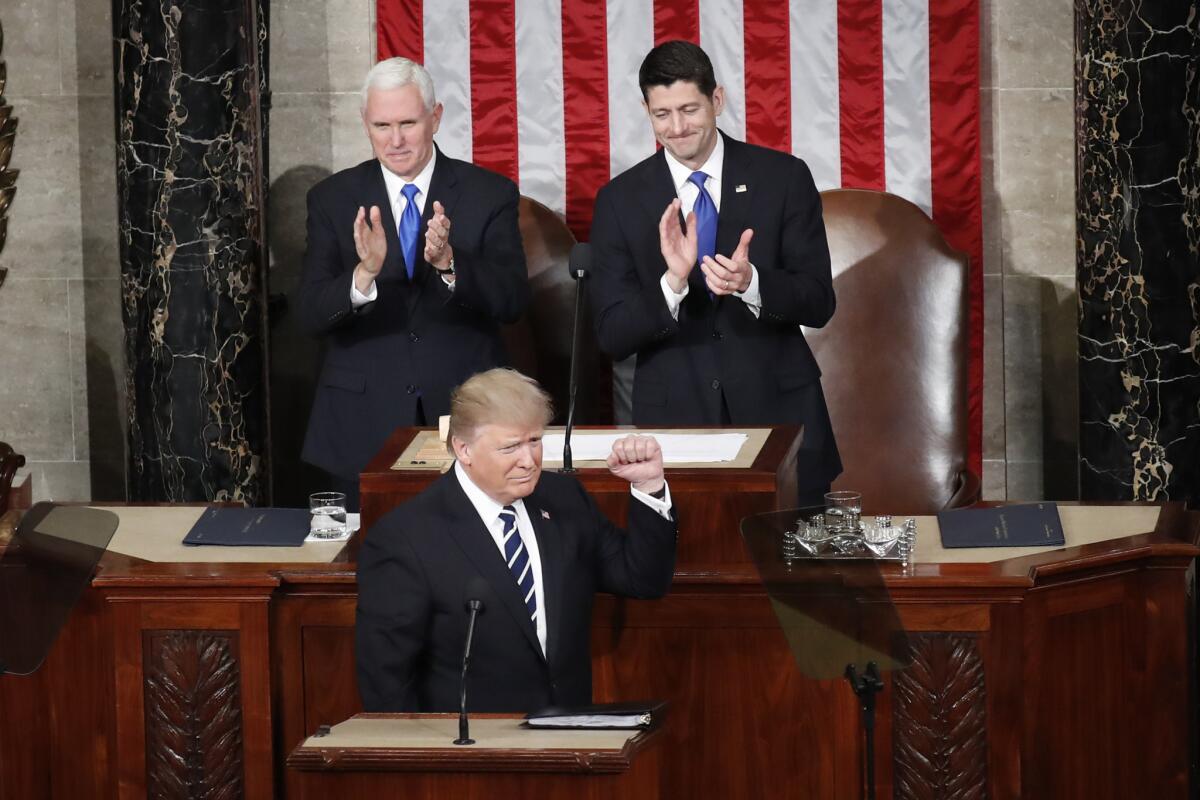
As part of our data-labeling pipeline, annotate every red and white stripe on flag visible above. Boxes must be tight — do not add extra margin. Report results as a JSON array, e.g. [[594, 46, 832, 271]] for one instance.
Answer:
[[376, 0, 984, 474]]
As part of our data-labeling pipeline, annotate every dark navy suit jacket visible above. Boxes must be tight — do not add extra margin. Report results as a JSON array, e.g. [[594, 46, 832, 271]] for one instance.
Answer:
[[298, 150, 529, 479], [355, 470, 677, 712], [589, 133, 842, 491]]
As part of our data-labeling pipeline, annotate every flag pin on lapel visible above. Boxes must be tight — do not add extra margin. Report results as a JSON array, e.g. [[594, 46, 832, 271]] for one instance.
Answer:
[[735, 184, 748, 193], [541, 510, 551, 520]]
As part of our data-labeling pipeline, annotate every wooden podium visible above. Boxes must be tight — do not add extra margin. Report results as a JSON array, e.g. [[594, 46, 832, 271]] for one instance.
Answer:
[[286, 714, 663, 798], [1, 426, 1198, 798]]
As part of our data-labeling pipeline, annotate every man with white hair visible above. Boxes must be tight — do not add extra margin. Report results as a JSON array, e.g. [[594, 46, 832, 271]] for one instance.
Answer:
[[298, 58, 529, 509], [356, 368, 676, 713]]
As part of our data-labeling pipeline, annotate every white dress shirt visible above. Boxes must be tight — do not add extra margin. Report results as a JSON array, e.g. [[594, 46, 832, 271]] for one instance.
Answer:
[[351, 150, 452, 306], [453, 461, 674, 657], [659, 136, 762, 319]]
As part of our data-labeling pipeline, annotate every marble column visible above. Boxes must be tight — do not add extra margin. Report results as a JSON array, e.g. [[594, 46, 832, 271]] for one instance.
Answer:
[[1076, 0, 1200, 501], [114, 0, 269, 503]]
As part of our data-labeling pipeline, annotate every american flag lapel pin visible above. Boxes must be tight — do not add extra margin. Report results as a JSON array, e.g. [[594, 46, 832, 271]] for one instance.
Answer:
[[735, 184, 748, 193], [541, 509, 551, 520]]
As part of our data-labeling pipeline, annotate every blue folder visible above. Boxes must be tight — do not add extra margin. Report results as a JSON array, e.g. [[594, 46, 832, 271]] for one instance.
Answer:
[[182, 507, 311, 547], [936, 502, 1065, 549]]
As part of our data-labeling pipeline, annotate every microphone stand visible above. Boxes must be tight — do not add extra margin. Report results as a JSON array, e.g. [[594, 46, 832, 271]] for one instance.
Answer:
[[454, 599, 484, 745], [845, 662, 884, 799], [561, 245, 590, 473]]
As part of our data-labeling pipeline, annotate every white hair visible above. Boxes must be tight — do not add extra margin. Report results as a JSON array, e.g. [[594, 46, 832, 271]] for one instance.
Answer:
[[361, 58, 437, 112]]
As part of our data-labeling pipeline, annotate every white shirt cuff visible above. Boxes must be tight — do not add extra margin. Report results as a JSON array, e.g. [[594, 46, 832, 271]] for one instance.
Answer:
[[351, 280, 378, 307], [660, 273, 689, 321], [630, 482, 673, 519], [734, 264, 762, 318]]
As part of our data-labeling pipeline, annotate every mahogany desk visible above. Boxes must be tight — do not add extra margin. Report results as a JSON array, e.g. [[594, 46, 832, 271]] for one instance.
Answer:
[[0, 441, 1196, 798]]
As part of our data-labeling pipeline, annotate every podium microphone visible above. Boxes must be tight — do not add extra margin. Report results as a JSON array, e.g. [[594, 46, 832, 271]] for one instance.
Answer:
[[561, 243, 592, 473], [453, 589, 486, 745]]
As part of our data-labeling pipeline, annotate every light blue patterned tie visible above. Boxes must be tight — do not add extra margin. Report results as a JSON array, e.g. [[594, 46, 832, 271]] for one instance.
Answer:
[[688, 171, 716, 297], [398, 183, 421, 280], [500, 505, 537, 623]]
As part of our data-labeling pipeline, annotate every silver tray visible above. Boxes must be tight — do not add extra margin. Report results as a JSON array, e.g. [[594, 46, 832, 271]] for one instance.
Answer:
[[782, 515, 916, 562]]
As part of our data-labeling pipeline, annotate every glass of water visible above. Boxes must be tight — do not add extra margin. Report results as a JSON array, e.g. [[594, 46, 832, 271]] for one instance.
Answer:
[[309, 491, 348, 539], [823, 490, 862, 534]]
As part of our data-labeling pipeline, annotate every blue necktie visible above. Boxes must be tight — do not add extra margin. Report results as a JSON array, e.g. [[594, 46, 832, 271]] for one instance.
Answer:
[[398, 183, 421, 280], [500, 505, 538, 623], [688, 171, 717, 297]]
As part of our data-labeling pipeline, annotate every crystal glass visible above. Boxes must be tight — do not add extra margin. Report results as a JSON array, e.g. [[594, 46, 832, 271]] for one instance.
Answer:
[[309, 491, 348, 539], [823, 490, 862, 534]]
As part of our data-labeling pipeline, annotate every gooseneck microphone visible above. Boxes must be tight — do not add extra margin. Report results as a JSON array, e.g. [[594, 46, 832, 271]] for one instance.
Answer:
[[561, 243, 593, 473], [453, 594, 486, 745]]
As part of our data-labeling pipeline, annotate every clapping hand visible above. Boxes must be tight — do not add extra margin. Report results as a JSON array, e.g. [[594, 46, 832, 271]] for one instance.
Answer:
[[353, 205, 388, 292], [658, 199, 697, 294], [701, 228, 754, 295], [424, 200, 454, 271]]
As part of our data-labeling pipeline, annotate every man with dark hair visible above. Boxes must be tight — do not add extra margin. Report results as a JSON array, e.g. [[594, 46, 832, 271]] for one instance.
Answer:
[[589, 40, 841, 505], [356, 368, 676, 713], [298, 58, 530, 510]]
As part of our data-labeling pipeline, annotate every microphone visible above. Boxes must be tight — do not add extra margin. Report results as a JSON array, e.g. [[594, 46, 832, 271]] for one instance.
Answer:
[[561, 243, 593, 473], [453, 583, 487, 745]]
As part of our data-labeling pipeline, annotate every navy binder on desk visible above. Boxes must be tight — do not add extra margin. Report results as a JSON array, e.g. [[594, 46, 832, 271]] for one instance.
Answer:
[[182, 508, 310, 547], [937, 503, 1065, 549]]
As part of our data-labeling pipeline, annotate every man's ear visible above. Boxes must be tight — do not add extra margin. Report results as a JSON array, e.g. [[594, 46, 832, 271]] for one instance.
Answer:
[[712, 86, 726, 116], [451, 435, 470, 465]]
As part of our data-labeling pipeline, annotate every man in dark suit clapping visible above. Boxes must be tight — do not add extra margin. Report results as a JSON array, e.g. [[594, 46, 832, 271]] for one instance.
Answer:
[[356, 368, 676, 712], [589, 41, 842, 505], [298, 58, 529, 510]]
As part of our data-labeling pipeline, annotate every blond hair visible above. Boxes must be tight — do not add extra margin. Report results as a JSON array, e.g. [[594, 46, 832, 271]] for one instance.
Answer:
[[447, 369, 554, 452]]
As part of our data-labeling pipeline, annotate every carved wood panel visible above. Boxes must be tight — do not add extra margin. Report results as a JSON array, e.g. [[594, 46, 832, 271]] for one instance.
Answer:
[[143, 630, 244, 799], [893, 632, 988, 800]]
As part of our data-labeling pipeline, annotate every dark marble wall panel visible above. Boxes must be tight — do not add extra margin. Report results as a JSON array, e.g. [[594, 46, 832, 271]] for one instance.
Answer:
[[114, 0, 269, 503], [1076, 0, 1200, 501]]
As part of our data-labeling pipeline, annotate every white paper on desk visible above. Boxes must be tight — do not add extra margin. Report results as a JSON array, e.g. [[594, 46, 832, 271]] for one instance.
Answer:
[[541, 432, 748, 463]]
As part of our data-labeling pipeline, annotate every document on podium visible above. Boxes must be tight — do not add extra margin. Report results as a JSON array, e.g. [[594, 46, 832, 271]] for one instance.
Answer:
[[525, 700, 666, 729], [541, 432, 748, 463]]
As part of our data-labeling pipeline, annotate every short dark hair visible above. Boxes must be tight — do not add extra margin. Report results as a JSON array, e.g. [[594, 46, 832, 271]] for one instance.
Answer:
[[638, 40, 717, 100]]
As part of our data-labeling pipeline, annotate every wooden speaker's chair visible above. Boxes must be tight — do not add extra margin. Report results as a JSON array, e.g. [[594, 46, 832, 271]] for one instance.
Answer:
[[503, 197, 611, 423], [808, 189, 979, 513], [0, 441, 25, 516]]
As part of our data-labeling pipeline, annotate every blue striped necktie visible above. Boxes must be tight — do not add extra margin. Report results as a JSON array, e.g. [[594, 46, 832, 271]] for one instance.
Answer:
[[499, 505, 537, 623], [398, 183, 420, 279]]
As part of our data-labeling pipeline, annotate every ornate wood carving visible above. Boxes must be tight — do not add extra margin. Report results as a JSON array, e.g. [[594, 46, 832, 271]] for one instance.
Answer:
[[143, 630, 244, 798], [893, 633, 988, 800]]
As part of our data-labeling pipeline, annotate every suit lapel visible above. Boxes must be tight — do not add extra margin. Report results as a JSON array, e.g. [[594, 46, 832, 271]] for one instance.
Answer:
[[524, 491, 565, 669], [361, 161, 405, 281], [638, 151, 681, 240], [716, 133, 752, 259], [438, 474, 545, 662]]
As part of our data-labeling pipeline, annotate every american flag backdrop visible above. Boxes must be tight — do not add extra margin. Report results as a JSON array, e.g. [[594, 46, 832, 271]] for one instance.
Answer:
[[376, 0, 984, 473]]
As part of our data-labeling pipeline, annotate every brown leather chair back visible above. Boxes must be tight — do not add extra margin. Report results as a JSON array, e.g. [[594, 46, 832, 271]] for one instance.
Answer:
[[0, 441, 25, 516], [809, 189, 976, 513], [502, 197, 611, 424]]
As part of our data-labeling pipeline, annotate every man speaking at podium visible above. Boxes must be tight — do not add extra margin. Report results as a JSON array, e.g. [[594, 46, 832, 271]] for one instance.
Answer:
[[589, 41, 841, 505], [297, 58, 529, 510], [356, 369, 676, 713]]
